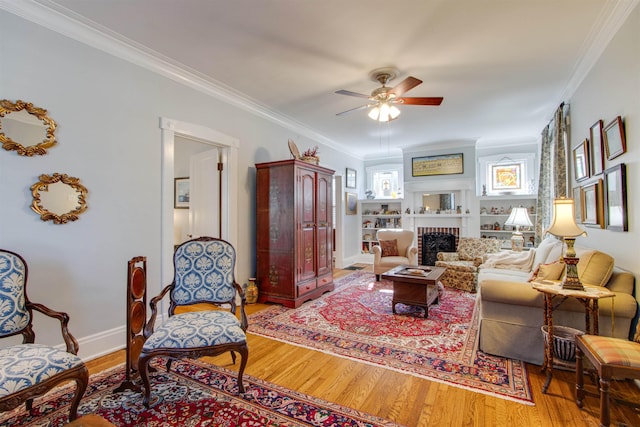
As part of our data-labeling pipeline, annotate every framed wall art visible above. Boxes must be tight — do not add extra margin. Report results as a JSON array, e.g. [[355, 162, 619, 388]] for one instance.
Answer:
[[589, 120, 604, 176], [345, 167, 357, 189], [346, 192, 357, 215], [572, 186, 583, 223], [581, 179, 603, 228], [412, 153, 463, 177], [174, 177, 190, 209], [603, 116, 626, 160], [572, 140, 589, 182], [491, 163, 522, 191], [603, 163, 627, 231]]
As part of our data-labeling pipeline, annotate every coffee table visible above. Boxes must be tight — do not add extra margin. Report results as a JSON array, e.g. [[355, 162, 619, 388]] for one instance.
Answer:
[[381, 265, 446, 317]]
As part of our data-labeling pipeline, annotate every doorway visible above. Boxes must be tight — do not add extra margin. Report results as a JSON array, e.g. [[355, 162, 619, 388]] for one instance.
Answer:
[[160, 118, 239, 291]]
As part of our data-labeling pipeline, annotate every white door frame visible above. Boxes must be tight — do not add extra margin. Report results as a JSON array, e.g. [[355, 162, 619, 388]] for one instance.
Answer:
[[160, 117, 239, 291]]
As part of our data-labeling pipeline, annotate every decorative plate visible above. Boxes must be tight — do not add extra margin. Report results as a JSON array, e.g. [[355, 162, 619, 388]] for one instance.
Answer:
[[288, 139, 300, 159]]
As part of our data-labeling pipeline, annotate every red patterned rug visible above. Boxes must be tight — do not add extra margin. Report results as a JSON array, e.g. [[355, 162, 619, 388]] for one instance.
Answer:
[[1, 359, 399, 426], [249, 272, 533, 404]]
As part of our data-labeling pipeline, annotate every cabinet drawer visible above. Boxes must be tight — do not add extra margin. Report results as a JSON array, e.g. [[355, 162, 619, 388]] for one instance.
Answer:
[[317, 273, 333, 288], [297, 280, 316, 297]]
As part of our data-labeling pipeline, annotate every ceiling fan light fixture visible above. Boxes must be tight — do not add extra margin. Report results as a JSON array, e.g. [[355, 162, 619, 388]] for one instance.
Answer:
[[368, 106, 380, 121], [368, 102, 400, 122]]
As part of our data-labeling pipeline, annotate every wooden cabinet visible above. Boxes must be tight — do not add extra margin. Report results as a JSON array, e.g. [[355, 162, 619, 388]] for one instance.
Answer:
[[256, 159, 334, 308]]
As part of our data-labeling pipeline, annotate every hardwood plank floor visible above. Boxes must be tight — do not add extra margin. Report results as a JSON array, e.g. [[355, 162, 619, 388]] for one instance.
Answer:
[[85, 266, 640, 426]]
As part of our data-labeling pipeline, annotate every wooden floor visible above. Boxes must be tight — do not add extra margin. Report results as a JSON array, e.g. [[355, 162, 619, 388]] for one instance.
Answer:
[[86, 266, 640, 427]]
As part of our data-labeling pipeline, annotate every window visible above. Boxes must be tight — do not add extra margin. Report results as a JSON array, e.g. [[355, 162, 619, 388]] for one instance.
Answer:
[[478, 154, 536, 196], [366, 164, 404, 199]]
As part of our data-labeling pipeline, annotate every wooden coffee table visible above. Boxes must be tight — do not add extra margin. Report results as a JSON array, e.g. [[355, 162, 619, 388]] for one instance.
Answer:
[[381, 265, 446, 318]]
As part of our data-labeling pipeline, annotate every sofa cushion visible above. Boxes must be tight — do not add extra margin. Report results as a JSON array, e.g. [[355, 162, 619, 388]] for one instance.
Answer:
[[379, 239, 399, 257], [577, 250, 614, 287]]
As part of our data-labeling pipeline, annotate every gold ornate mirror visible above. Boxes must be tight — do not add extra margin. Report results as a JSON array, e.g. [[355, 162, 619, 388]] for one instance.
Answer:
[[0, 99, 57, 156], [31, 173, 88, 224]]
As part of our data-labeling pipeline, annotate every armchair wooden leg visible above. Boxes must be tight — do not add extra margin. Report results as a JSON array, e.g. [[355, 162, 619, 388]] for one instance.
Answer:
[[376, 274, 380, 281], [236, 344, 249, 394], [69, 367, 89, 421], [599, 376, 611, 427], [138, 354, 153, 408]]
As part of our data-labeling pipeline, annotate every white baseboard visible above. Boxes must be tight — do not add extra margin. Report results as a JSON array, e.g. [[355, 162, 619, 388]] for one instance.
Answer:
[[76, 325, 126, 362]]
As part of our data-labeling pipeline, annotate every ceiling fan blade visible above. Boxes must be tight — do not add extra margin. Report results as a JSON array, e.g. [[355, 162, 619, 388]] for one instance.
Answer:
[[389, 76, 422, 96], [336, 104, 371, 116], [335, 89, 371, 99], [399, 96, 443, 106]]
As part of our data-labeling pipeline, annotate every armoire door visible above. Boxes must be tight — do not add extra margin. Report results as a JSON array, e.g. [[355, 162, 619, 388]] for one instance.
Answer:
[[297, 167, 316, 283]]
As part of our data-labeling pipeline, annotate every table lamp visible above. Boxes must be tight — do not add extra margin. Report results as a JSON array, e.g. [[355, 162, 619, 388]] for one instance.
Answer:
[[546, 197, 587, 290], [504, 206, 533, 251]]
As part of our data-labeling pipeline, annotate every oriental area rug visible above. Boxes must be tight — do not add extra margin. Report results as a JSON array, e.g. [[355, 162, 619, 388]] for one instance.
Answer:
[[1, 359, 398, 427], [249, 272, 533, 404]]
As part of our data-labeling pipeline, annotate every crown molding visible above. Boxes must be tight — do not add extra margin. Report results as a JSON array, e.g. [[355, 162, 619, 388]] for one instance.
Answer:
[[0, 0, 362, 159], [561, 0, 640, 101]]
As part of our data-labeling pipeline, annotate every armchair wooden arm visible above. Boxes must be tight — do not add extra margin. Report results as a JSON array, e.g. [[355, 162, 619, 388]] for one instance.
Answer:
[[27, 302, 79, 355], [144, 283, 174, 339]]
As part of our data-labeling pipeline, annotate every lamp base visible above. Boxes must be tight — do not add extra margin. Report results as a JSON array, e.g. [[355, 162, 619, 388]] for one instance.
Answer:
[[561, 256, 584, 291], [510, 232, 524, 252]]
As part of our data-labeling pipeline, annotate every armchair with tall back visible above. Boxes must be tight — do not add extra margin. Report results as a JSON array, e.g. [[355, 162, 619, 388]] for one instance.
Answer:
[[373, 229, 418, 280], [138, 237, 249, 407], [0, 249, 88, 422]]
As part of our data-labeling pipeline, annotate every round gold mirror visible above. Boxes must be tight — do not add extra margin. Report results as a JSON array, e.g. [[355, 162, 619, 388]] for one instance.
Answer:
[[0, 99, 57, 156], [31, 173, 88, 224]]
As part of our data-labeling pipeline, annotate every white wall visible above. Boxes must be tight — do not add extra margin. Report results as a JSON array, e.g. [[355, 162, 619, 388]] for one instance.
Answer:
[[568, 4, 640, 323], [0, 10, 362, 358]]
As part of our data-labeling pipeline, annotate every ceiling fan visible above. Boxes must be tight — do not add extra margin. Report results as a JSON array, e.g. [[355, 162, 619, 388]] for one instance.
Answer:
[[335, 67, 443, 122]]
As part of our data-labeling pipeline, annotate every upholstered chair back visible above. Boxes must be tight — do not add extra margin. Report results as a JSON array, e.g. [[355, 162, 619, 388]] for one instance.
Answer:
[[0, 250, 31, 338], [376, 229, 415, 256], [171, 238, 237, 309], [456, 237, 502, 261]]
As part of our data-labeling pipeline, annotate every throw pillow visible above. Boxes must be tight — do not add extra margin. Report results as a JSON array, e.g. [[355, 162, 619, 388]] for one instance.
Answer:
[[528, 261, 565, 282], [379, 239, 399, 257]]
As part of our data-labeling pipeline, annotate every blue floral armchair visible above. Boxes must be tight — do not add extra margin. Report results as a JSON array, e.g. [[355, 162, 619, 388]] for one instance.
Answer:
[[0, 249, 88, 422], [138, 237, 249, 407]]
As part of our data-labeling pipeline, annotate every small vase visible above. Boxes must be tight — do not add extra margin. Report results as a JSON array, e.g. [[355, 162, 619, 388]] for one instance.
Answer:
[[245, 278, 259, 304]]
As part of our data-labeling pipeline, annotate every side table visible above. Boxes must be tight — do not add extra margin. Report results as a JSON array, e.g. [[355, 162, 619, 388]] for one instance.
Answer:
[[531, 281, 615, 393]]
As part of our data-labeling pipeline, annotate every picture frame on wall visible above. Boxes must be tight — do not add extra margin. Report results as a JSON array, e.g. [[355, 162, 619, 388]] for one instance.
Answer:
[[412, 153, 463, 177], [589, 120, 604, 176], [603, 116, 626, 160], [581, 179, 603, 228], [572, 140, 589, 182], [603, 163, 628, 231], [346, 192, 357, 215], [174, 177, 190, 209], [573, 187, 583, 223], [345, 167, 357, 189]]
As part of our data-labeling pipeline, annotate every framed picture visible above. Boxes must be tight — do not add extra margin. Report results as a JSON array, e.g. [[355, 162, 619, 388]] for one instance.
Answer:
[[174, 177, 190, 209], [581, 179, 603, 228], [345, 192, 357, 215], [345, 168, 357, 189], [491, 163, 522, 191], [603, 116, 626, 160], [412, 153, 463, 177], [572, 187, 583, 223], [572, 140, 589, 182], [589, 120, 604, 176], [603, 163, 627, 231]]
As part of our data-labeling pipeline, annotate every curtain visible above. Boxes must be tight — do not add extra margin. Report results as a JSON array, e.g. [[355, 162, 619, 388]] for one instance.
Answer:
[[535, 103, 570, 243]]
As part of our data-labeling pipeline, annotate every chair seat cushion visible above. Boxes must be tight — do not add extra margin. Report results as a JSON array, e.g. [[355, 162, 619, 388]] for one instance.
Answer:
[[580, 335, 640, 367], [0, 344, 85, 397], [144, 311, 246, 351], [435, 260, 477, 273]]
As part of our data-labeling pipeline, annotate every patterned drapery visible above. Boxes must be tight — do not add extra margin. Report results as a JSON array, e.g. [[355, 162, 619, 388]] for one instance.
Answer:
[[535, 103, 570, 244]]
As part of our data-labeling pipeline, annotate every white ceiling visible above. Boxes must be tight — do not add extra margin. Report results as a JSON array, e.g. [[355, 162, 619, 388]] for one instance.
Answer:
[[26, 0, 636, 159]]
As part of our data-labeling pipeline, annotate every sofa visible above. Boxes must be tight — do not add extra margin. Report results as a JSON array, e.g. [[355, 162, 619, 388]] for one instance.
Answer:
[[477, 237, 638, 365], [435, 237, 503, 292]]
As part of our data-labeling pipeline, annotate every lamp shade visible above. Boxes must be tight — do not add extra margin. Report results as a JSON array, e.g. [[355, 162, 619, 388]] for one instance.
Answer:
[[547, 198, 586, 238], [505, 207, 533, 228]]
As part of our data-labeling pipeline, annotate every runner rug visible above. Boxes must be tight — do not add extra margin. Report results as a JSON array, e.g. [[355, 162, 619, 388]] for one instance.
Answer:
[[249, 271, 533, 404], [1, 359, 398, 426]]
